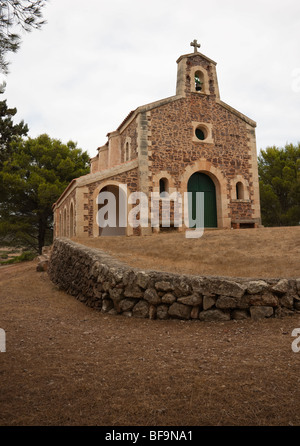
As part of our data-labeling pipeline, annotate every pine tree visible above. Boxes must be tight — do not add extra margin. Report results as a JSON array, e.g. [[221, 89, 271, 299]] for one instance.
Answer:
[[0, 0, 47, 73], [0, 134, 90, 253], [0, 98, 29, 168], [258, 143, 300, 226]]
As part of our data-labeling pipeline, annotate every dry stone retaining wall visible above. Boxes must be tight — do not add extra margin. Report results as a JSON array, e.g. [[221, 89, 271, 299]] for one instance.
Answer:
[[48, 238, 300, 322]]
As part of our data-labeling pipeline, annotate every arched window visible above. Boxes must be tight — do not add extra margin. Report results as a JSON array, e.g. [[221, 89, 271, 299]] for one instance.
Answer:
[[63, 208, 67, 237], [159, 178, 169, 195], [195, 70, 204, 92], [236, 182, 244, 200], [59, 212, 62, 237], [69, 203, 74, 237], [125, 142, 129, 161]]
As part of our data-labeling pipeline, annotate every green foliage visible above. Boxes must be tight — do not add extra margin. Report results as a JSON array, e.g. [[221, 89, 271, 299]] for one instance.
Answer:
[[0, 134, 90, 253], [0, 0, 47, 74], [0, 250, 36, 265], [258, 143, 300, 227], [0, 99, 29, 168]]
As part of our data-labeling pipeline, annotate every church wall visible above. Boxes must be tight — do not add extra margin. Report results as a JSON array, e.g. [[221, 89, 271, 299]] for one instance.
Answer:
[[108, 133, 121, 168], [98, 146, 109, 172], [148, 92, 259, 227], [90, 156, 98, 174]]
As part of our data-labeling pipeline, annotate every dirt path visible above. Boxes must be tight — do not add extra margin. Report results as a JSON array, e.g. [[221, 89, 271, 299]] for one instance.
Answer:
[[1, 260, 300, 426]]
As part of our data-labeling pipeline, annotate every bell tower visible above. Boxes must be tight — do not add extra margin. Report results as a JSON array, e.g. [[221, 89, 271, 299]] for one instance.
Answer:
[[176, 40, 220, 99]]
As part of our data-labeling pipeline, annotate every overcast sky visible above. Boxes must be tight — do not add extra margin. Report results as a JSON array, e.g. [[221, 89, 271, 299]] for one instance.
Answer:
[[2, 0, 300, 157]]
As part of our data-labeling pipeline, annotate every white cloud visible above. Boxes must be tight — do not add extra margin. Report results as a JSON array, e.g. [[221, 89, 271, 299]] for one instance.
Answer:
[[2, 0, 300, 156]]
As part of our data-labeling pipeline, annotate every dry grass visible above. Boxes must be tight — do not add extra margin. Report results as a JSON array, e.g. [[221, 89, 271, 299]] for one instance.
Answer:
[[1, 227, 300, 427], [1, 260, 300, 426], [73, 226, 300, 279]]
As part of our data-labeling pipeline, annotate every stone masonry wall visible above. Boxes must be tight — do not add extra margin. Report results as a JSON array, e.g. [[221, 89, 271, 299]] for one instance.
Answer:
[[48, 238, 300, 322], [149, 97, 254, 221]]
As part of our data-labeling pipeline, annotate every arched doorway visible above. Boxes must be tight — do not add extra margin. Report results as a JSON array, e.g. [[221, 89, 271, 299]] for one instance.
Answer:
[[97, 184, 126, 236], [188, 172, 217, 228]]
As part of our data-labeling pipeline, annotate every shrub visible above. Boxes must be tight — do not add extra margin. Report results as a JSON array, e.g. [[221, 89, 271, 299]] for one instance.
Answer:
[[0, 251, 36, 265]]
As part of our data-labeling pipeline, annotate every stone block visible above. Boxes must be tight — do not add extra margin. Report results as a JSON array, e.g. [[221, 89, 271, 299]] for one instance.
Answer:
[[124, 286, 144, 299], [136, 271, 150, 289], [161, 293, 176, 304], [249, 292, 279, 307], [236, 294, 251, 309], [168, 302, 191, 320], [216, 296, 237, 309], [109, 287, 124, 303], [174, 280, 192, 297], [155, 281, 174, 292], [246, 280, 269, 294], [203, 278, 247, 298], [232, 309, 249, 320], [199, 309, 231, 322], [279, 294, 294, 309], [149, 304, 157, 320], [133, 300, 149, 318], [191, 306, 200, 319], [177, 294, 202, 306], [250, 306, 274, 321], [102, 298, 114, 313], [294, 301, 300, 311], [275, 307, 295, 318], [122, 311, 133, 318], [108, 308, 118, 316], [119, 298, 136, 312], [144, 288, 161, 305], [272, 279, 290, 294], [203, 296, 216, 310], [156, 304, 169, 320]]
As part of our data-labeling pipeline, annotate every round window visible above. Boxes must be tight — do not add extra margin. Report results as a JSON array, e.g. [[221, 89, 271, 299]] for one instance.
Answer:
[[195, 127, 206, 141]]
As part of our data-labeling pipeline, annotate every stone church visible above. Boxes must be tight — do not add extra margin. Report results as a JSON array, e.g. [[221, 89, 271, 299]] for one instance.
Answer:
[[53, 41, 261, 238]]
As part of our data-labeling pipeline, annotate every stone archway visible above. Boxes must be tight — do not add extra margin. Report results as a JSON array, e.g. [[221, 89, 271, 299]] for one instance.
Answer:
[[180, 159, 231, 229], [188, 172, 217, 228], [97, 184, 127, 236]]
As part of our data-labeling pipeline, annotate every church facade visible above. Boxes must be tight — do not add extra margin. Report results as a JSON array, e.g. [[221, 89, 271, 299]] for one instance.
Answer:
[[53, 41, 261, 239]]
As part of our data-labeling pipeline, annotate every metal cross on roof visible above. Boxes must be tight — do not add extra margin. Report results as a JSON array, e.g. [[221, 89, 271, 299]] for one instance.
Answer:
[[190, 39, 200, 53]]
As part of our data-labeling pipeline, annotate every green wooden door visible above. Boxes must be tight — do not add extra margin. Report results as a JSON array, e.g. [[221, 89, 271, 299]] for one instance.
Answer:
[[188, 172, 217, 228]]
